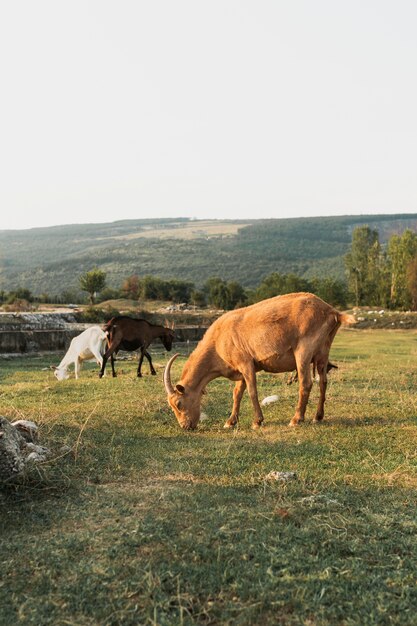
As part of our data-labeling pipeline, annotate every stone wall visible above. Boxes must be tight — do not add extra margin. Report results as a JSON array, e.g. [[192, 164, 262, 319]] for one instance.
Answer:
[[0, 312, 207, 354]]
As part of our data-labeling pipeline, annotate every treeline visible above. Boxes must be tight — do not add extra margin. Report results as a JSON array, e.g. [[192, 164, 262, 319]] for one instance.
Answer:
[[345, 226, 417, 309], [119, 273, 348, 309], [3, 224, 417, 312], [0, 273, 348, 311]]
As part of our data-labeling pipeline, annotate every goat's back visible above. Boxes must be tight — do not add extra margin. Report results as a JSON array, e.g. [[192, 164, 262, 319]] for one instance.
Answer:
[[202, 292, 344, 365], [103, 316, 151, 342]]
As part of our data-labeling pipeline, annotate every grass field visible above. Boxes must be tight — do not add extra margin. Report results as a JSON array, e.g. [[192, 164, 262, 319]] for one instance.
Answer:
[[1, 329, 417, 625]]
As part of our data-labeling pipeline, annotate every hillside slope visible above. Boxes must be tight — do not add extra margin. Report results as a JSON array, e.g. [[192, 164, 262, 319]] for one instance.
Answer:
[[1, 214, 417, 295]]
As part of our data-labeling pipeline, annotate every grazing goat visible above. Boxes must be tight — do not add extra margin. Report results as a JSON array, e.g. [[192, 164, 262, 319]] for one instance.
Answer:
[[51, 325, 108, 380], [99, 316, 174, 378], [164, 292, 354, 430]]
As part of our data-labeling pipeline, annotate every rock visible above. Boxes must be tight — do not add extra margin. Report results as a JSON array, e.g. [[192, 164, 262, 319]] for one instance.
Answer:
[[11, 420, 39, 442], [26, 451, 49, 463], [0, 416, 27, 481], [261, 395, 279, 406], [0, 417, 52, 480], [25, 443, 50, 459], [265, 471, 297, 482], [299, 494, 340, 506]]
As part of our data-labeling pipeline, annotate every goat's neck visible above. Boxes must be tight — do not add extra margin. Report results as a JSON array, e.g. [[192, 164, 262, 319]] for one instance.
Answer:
[[152, 325, 166, 339], [180, 347, 220, 393], [57, 351, 75, 370]]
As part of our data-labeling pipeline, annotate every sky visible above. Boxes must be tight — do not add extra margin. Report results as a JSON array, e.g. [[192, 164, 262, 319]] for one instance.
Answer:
[[0, 0, 416, 231]]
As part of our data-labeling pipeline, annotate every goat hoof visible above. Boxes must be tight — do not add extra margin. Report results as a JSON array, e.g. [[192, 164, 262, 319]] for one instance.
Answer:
[[223, 421, 236, 429], [151, 371, 157, 376], [251, 421, 263, 430]]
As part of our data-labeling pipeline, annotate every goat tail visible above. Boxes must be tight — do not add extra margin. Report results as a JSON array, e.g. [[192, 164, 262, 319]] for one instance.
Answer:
[[338, 312, 356, 326]]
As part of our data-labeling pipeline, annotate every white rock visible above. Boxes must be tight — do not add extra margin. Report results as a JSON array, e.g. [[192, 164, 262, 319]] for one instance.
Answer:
[[11, 420, 38, 441], [261, 395, 279, 406], [26, 452, 48, 463], [265, 471, 297, 482], [25, 443, 51, 461], [299, 494, 340, 506]]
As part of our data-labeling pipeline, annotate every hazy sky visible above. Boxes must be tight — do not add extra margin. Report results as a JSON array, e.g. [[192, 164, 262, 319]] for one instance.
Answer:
[[1, 1, 416, 230]]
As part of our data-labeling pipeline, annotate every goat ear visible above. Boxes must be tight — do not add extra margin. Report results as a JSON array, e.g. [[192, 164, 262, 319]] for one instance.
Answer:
[[176, 384, 185, 395], [50, 365, 58, 370], [328, 362, 338, 371]]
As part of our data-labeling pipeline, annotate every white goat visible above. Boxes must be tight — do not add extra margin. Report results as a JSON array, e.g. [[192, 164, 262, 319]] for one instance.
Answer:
[[51, 326, 108, 381]]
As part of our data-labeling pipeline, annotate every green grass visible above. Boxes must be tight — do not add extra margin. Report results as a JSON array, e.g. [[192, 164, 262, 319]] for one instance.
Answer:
[[1, 329, 417, 625]]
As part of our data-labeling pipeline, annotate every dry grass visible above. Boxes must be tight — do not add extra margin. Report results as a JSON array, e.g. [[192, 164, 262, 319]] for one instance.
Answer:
[[99, 220, 247, 242]]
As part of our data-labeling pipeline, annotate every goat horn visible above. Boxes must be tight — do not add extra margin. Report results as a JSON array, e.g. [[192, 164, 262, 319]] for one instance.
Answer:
[[164, 353, 179, 395]]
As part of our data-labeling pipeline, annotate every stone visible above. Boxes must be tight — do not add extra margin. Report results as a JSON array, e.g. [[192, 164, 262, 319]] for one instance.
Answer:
[[261, 395, 279, 406], [11, 420, 39, 442], [0, 417, 51, 480], [0, 416, 27, 481], [265, 471, 297, 482]]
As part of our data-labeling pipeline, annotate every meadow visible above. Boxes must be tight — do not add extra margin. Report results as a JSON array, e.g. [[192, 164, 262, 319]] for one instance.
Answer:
[[1, 329, 416, 625]]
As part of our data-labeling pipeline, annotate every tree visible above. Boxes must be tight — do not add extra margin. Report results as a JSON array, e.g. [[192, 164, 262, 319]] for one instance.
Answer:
[[6, 287, 34, 304], [227, 281, 248, 309], [166, 279, 194, 303], [254, 272, 309, 302], [345, 226, 381, 306], [310, 277, 348, 308], [122, 275, 141, 300], [406, 255, 417, 310], [191, 289, 206, 307], [388, 230, 417, 309], [79, 269, 107, 304], [205, 277, 230, 309], [204, 277, 247, 310], [139, 275, 166, 300], [97, 287, 122, 303]]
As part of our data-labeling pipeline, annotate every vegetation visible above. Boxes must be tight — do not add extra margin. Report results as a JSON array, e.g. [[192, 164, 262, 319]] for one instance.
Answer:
[[3, 216, 417, 311], [2, 214, 417, 296], [1, 330, 416, 624], [345, 226, 417, 309], [79, 269, 107, 304]]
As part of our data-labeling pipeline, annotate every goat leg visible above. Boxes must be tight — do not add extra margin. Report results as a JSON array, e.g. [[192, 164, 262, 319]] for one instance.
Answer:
[[313, 361, 328, 422], [289, 358, 312, 426], [143, 350, 156, 376], [224, 379, 246, 429]]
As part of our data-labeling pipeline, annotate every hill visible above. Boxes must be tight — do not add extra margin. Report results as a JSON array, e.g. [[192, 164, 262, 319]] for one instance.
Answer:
[[1, 214, 417, 296]]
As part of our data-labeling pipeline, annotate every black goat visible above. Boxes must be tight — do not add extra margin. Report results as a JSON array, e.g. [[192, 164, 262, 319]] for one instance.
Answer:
[[99, 316, 174, 378]]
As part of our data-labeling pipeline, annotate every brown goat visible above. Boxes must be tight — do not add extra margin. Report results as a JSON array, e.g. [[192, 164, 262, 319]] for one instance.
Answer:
[[99, 316, 174, 378], [164, 292, 354, 429]]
